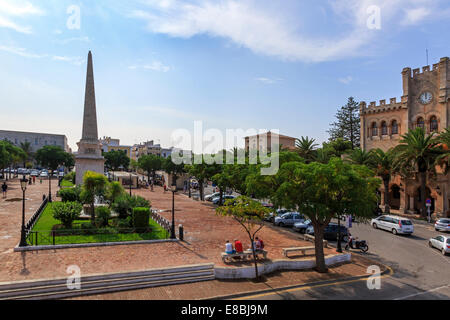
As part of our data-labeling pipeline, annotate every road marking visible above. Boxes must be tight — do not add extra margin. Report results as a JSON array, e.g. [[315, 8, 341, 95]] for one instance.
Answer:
[[234, 265, 394, 300], [394, 284, 450, 300]]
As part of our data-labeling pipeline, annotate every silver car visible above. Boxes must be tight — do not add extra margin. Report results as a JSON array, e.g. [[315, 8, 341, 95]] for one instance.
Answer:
[[371, 215, 414, 235], [435, 218, 450, 232], [274, 212, 305, 227], [429, 235, 450, 255]]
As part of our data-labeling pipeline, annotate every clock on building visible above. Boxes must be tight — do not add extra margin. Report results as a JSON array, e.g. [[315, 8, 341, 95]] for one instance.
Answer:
[[419, 92, 433, 105]]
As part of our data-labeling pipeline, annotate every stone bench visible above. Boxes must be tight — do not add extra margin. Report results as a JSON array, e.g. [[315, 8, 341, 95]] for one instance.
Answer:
[[302, 234, 328, 248], [221, 250, 268, 263], [282, 246, 315, 257]]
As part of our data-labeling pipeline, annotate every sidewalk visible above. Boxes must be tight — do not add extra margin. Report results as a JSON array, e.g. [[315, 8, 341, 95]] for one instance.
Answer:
[[69, 255, 384, 300]]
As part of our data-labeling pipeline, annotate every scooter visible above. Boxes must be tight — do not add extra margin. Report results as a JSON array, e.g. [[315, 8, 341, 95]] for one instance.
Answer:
[[345, 235, 369, 253]]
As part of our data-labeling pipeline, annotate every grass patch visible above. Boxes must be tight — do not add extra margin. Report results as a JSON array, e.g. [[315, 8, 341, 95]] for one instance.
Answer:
[[30, 202, 170, 246], [60, 180, 75, 187]]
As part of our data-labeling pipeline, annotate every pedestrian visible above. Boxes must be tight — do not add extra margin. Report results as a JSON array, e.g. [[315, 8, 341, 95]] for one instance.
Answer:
[[1, 182, 7, 198], [225, 240, 235, 254], [33, 176, 36, 184]]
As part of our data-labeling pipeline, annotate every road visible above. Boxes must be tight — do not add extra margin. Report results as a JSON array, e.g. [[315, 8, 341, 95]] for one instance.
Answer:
[[238, 219, 450, 300]]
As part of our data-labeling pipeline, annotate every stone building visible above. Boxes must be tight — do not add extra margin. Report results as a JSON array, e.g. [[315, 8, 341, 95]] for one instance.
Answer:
[[245, 132, 297, 153], [360, 57, 450, 218], [0, 130, 70, 153]]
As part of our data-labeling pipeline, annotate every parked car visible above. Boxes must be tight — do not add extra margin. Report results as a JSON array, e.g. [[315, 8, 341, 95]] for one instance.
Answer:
[[293, 219, 312, 233], [205, 192, 223, 202], [212, 195, 235, 205], [59, 172, 65, 177], [264, 208, 289, 223], [30, 170, 39, 177], [274, 212, 305, 227], [371, 215, 414, 235], [435, 218, 450, 232], [306, 223, 349, 241], [39, 172, 49, 178], [428, 235, 450, 255]]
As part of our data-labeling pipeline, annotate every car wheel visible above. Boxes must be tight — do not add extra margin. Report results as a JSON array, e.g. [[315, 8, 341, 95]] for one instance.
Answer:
[[392, 228, 398, 235], [429, 241, 433, 248], [442, 248, 447, 256], [372, 223, 378, 229], [279, 222, 284, 227], [435, 228, 439, 231]]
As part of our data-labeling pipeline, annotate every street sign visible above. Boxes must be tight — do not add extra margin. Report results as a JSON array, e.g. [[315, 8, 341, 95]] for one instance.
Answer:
[[426, 199, 432, 207]]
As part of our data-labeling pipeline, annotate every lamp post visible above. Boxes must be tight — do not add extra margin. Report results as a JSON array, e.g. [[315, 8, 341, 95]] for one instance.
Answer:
[[171, 184, 176, 239], [336, 214, 343, 253], [19, 177, 28, 247]]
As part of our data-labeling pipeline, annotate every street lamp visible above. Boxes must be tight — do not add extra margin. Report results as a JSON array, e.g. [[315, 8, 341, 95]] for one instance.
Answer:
[[171, 184, 177, 239], [19, 177, 28, 247], [336, 214, 343, 253]]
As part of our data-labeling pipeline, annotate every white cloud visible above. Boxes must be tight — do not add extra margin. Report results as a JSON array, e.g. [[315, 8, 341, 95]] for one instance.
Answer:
[[0, 0, 44, 33], [401, 7, 431, 25], [129, 0, 443, 62], [52, 56, 84, 66], [0, 45, 46, 58], [129, 61, 171, 72], [255, 77, 283, 84], [338, 76, 353, 84]]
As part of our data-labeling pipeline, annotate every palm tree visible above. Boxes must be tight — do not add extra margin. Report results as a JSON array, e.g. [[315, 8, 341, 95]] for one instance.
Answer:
[[295, 136, 318, 163], [347, 148, 374, 166], [393, 128, 441, 217], [20, 141, 33, 168], [436, 128, 450, 173], [370, 148, 395, 213]]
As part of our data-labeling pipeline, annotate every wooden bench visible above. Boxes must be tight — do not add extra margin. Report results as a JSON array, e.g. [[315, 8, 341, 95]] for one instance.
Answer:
[[221, 250, 268, 263], [282, 246, 315, 257]]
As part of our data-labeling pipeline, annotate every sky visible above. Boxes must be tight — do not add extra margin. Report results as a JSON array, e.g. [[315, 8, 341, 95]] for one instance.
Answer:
[[1, 0, 450, 152]]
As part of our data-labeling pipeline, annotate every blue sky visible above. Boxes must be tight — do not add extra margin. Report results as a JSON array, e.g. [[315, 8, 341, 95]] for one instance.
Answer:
[[1, 0, 450, 151]]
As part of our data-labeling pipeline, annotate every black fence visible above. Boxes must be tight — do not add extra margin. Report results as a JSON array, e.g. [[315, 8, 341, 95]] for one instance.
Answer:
[[151, 210, 172, 233], [26, 228, 169, 246], [25, 195, 48, 234]]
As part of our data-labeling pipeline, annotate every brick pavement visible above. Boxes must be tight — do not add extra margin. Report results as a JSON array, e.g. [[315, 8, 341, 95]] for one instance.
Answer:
[[0, 181, 344, 286]]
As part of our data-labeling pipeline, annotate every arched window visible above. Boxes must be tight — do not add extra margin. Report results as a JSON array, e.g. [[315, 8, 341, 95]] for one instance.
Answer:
[[430, 116, 438, 132], [391, 120, 399, 134], [381, 121, 388, 135], [371, 122, 378, 137], [417, 117, 425, 129]]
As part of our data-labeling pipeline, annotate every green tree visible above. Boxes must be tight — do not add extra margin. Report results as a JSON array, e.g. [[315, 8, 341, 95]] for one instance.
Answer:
[[80, 171, 109, 223], [346, 148, 374, 166], [19, 141, 34, 167], [104, 150, 130, 172], [328, 97, 360, 149], [295, 136, 318, 163], [0, 142, 12, 180], [393, 128, 441, 217], [162, 156, 186, 186], [436, 128, 450, 173], [106, 181, 125, 204], [35, 146, 71, 202], [138, 154, 162, 183], [248, 158, 379, 273], [370, 148, 395, 213], [216, 196, 270, 279]]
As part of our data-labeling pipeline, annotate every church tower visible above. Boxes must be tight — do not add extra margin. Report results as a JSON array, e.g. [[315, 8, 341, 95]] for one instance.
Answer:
[[75, 51, 105, 185]]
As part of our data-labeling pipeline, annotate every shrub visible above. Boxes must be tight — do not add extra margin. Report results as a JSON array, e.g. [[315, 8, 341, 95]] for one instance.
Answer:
[[111, 194, 151, 219], [132, 207, 150, 233], [95, 206, 111, 227], [131, 195, 151, 209], [64, 171, 76, 184], [106, 181, 125, 204], [80, 223, 96, 235], [58, 186, 81, 202], [52, 202, 83, 229]]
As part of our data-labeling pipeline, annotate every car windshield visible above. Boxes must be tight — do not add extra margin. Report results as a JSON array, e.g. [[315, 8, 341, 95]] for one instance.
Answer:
[[304, 220, 311, 224], [401, 220, 412, 225], [447, 238, 450, 244]]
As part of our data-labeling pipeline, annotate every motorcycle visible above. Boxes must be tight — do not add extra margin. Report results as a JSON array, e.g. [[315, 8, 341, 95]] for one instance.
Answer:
[[345, 235, 369, 253]]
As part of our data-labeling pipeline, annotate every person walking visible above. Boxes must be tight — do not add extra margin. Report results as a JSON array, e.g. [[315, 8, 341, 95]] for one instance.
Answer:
[[1, 182, 7, 199]]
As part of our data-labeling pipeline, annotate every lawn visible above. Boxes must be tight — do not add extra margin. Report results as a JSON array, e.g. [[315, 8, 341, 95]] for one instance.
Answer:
[[60, 179, 75, 187], [29, 203, 170, 246]]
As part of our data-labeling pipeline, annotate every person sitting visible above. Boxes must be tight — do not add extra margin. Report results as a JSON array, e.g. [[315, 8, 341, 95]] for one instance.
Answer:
[[225, 240, 235, 255], [234, 239, 243, 254], [254, 237, 263, 252]]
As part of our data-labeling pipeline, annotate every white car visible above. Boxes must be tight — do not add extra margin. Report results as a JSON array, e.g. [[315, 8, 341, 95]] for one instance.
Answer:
[[205, 192, 223, 202], [435, 218, 450, 232], [39, 172, 49, 178], [371, 215, 414, 235], [429, 235, 450, 255]]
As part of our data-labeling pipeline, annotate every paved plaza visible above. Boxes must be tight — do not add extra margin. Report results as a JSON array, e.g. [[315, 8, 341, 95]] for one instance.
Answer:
[[0, 179, 341, 285]]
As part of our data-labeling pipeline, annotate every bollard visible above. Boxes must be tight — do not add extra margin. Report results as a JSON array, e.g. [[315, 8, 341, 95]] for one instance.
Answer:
[[178, 224, 184, 241], [43, 194, 46, 201]]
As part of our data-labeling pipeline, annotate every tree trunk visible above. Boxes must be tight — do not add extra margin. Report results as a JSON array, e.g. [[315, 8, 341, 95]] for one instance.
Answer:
[[199, 181, 204, 201], [250, 237, 259, 279], [383, 177, 390, 214], [420, 171, 427, 217], [313, 223, 327, 273]]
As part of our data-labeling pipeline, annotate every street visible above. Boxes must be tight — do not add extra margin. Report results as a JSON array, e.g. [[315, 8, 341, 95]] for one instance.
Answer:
[[238, 218, 450, 300]]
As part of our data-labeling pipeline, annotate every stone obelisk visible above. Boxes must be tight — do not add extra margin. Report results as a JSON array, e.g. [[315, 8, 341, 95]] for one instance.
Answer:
[[75, 51, 105, 185]]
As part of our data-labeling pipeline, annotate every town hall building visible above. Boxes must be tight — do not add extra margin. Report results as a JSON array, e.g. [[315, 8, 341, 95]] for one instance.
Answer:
[[360, 57, 450, 218]]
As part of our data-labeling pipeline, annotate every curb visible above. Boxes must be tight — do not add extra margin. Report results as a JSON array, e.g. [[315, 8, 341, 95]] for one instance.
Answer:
[[207, 263, 394, 300]]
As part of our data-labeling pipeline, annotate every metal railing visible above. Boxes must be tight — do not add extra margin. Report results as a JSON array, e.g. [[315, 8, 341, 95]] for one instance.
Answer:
[[151, 210, 172, 233], [25, 196, 48, 233], [26, 227, 169, 246]]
